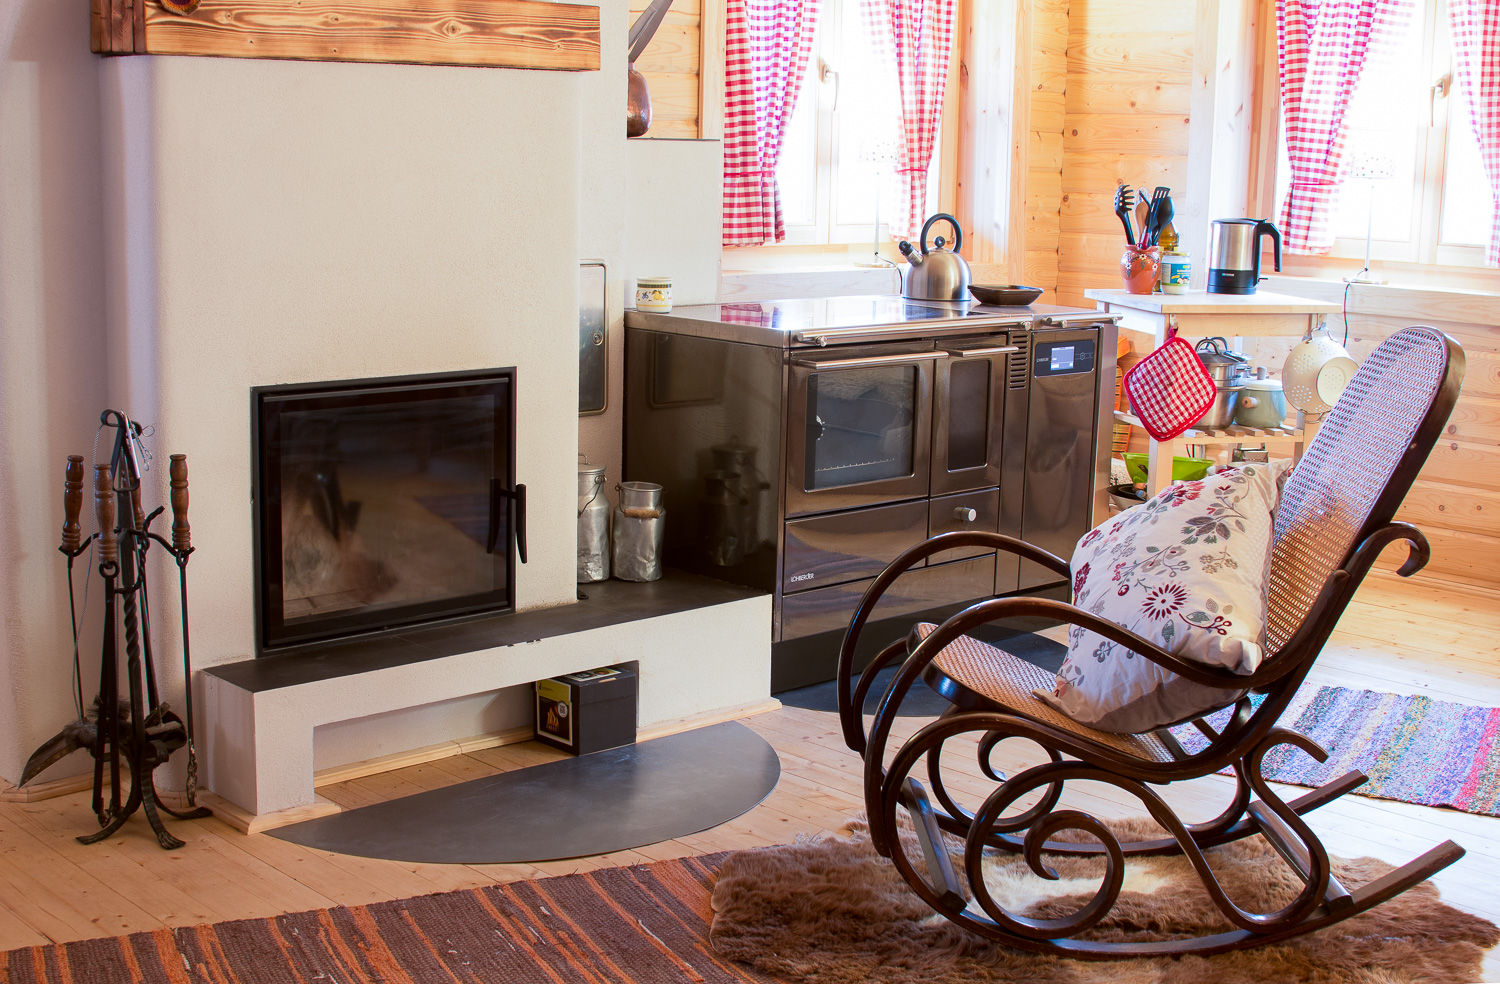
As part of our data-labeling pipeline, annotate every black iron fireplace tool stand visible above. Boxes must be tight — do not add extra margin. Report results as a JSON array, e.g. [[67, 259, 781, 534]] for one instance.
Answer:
[[20, 410, 211, 849]]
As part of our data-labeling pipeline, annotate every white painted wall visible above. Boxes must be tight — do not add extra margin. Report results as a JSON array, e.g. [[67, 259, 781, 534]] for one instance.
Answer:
[[0, 0, 744, 791]]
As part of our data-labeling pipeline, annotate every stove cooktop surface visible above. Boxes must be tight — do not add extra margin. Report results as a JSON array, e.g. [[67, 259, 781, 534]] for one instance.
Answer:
[[627, 295, 1106, 347]]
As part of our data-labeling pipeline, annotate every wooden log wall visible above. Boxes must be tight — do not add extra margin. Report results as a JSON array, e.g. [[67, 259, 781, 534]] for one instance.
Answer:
[[1053, 0, 1195, 308], [630, 0, 704, 138], [1022, 0, 1067, 300], [1246, 280, 1500, 590]]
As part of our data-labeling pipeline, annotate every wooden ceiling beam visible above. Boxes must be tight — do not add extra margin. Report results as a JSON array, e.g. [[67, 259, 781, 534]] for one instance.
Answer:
[[90, 0, 601, 72]]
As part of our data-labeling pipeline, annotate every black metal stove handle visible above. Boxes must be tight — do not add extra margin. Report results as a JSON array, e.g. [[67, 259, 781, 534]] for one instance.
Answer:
[[488, 480, 528, 564], [513, 483, 527, 565]]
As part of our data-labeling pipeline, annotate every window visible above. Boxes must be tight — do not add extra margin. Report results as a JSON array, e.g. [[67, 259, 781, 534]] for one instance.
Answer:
[[1274, 0, 1494, 268], [775, 0, 943, 246]]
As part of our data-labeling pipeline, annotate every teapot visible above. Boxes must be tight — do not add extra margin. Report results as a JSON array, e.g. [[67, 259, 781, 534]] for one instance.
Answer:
[[899, 213, 972, 302]]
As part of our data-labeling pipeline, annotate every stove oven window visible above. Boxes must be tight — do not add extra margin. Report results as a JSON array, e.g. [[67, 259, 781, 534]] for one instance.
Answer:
[[804, 365, 917, 490]]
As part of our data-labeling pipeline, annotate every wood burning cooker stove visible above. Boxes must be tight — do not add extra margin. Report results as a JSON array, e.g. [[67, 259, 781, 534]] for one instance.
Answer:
[[624, 296, 1117, 691]]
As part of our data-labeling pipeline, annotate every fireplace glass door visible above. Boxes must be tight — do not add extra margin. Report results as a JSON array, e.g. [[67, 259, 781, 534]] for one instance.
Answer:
[[253, 369, 517, 652]]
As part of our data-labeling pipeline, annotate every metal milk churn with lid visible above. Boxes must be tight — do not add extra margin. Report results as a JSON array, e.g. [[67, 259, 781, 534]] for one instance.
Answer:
[[577, 457, 610, 582], [612, 481, 665, 582]]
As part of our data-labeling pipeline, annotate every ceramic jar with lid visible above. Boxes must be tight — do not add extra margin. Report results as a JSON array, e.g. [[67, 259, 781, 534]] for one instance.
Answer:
[[635, 276, 673, 312]]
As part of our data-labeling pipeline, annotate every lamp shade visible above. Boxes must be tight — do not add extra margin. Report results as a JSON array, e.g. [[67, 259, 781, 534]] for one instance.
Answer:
[[1283, 328, 1359, 414]]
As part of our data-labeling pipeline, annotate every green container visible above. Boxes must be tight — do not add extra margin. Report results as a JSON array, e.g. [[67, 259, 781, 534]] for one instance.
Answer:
[[1122, 452, 1212, 486]]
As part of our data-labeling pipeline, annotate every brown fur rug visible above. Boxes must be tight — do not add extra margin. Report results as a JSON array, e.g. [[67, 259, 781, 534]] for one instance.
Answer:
[[708, 818, 1498, 984]]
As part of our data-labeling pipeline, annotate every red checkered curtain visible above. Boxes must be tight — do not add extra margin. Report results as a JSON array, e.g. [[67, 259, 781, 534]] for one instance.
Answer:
[[1276, 0, 1410, 253], [721, 0, 821, 246], [1449, 0, 1500, 265], [861, 0, 957, 241]]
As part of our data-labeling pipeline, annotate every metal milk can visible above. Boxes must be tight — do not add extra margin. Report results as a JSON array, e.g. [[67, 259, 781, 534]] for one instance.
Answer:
[[612, 481, 665, 582], [577, 458, 610, 582]]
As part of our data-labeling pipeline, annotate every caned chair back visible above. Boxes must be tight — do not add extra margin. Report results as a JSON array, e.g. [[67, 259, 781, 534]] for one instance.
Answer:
[[1265, 326, 1462, 654]]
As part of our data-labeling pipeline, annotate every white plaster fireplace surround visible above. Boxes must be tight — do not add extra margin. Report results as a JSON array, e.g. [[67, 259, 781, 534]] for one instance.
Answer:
[[89, 52, 769, 818]]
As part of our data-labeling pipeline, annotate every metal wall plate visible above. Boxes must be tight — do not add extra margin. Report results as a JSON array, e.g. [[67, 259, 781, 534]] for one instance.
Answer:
[[579, 261, 607, 415]]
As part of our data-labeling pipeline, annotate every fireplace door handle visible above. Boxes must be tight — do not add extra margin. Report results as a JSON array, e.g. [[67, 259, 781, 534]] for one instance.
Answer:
[[488, 480, 528, 564]]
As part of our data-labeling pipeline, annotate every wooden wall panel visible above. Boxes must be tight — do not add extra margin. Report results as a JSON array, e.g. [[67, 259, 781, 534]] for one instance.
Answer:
[[1243, 279, 1500, 590], [631, 2, 703, 137], [1025, 0, 1068, 302], [1053, 0, 1195, 309]]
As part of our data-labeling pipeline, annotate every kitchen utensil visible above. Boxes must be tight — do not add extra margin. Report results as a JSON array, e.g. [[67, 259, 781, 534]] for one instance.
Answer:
[[1145, 187, 1170, 244], [1122, 328, 1218, 440], [1207, 218, 1282, 294], [1135, 199, 1151, 244], [1191, 378, 1244, 428], [898, 213, 972, 302], [1283, 326, 1359, 413], [969, 284, 1043, 305], [1120, 243, 1160, 294], [1114, 184, 1136, 245], [1154, 196, 1176, 249], [1193, 337, 1249, 383], [1234, 375, 1289, 429]]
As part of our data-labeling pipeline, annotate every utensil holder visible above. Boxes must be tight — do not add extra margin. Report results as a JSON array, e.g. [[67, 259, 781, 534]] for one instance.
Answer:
[[1121, 244, 1161, 295]]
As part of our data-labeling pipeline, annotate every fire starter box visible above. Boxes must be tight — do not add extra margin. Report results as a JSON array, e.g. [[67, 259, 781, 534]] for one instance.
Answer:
[[534, 663, 638, 755]]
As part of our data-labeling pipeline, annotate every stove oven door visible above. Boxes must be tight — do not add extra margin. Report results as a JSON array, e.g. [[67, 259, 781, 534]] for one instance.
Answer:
[[930, 334, 1018, 496], [785, 343, 937, 516]]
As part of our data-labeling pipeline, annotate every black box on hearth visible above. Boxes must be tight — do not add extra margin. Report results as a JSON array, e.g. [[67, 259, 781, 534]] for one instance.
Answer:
[[533, 663, 638, 755]]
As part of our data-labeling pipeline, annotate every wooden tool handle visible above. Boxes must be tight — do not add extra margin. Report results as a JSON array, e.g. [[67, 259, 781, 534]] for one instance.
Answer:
[[169, 454, 191, 552], [95, 464, 117, 563], [128, 485, 146, 531], [61, 455, 85, 551]]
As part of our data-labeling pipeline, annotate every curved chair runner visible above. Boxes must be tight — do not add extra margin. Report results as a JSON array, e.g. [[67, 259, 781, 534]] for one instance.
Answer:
[[835, 325, 1467, 958]]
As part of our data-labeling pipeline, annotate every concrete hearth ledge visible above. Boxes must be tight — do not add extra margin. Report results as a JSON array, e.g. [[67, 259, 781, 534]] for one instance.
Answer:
[[202, 570, 773, 818]]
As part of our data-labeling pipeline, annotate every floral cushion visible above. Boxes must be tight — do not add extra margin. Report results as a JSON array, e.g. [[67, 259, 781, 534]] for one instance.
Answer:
[[1037, 462, 1288, 734]]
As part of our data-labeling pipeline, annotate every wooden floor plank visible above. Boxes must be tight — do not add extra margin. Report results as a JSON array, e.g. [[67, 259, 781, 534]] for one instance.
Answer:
[[0, 571, 1495, 980]]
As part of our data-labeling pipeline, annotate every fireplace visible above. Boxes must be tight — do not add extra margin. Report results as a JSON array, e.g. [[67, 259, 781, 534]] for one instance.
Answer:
[[252, 368, 525, 653]]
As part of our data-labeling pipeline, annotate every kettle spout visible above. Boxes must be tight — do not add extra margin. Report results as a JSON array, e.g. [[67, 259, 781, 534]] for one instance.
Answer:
[[898, 241, 924, 267]]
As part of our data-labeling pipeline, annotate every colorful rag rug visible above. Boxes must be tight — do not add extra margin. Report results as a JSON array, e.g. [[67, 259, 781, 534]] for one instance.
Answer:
[[1176, 684, 1500, 817]]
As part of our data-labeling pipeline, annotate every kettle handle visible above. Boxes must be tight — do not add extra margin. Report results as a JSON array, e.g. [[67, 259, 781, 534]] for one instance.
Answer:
[[920, 213, 962, 255], [1257, 220, 1282, 275]]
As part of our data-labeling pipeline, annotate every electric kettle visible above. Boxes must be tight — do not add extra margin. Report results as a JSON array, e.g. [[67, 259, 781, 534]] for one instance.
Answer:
[[1207, 219, 1282, 295], [898, 213, 971, 302]]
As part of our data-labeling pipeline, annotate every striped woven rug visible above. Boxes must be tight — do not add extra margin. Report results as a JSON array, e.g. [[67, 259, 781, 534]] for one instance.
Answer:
[[0, 854, 753, 984], [1182, 685, 1500, 817]]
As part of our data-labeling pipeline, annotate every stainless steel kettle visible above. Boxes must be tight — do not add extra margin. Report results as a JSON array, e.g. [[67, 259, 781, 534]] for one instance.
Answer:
[[899, 213, 971, 302], [1207, 218, 1282, 295]]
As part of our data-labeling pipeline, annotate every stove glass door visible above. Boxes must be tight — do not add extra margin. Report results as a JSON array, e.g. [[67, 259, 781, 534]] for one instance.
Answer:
[[786, 346, 936, 515]]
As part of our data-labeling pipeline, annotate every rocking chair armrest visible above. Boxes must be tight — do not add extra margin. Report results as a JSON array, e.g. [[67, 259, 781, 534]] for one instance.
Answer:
[[1238, 522, 1430, 690], [836, 531, 1069, 751]]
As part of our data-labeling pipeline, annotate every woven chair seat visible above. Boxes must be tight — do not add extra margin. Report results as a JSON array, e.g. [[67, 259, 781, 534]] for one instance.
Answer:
[[915, 624, 1178, 764]]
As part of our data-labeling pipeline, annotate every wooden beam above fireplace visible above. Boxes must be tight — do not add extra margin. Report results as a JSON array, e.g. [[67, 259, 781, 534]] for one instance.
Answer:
[[90, 0, 601, 72]]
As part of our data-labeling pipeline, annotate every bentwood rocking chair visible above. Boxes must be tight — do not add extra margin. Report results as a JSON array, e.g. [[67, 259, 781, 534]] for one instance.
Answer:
[[835, 325, 1467, 957]]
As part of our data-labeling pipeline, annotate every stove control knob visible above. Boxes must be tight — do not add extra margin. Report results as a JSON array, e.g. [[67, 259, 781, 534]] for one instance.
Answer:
[[953, 506, 978, 523]]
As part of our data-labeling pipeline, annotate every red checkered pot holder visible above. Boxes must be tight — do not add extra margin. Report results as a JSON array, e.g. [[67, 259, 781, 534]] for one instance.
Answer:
[[1123, 330, 1216, 440]]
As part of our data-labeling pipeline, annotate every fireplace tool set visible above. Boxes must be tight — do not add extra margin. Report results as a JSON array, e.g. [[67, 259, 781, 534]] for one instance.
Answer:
[[20, 410, 211, 849]]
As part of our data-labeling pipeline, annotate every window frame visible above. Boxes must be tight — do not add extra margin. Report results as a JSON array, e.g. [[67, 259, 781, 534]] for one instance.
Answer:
[[1249, 0, 1498, 286], [724, 0, 966, 257]]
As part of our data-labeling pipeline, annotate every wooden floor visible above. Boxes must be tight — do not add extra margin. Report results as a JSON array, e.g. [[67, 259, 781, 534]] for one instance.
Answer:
[[2, 571, 1498, 977]]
